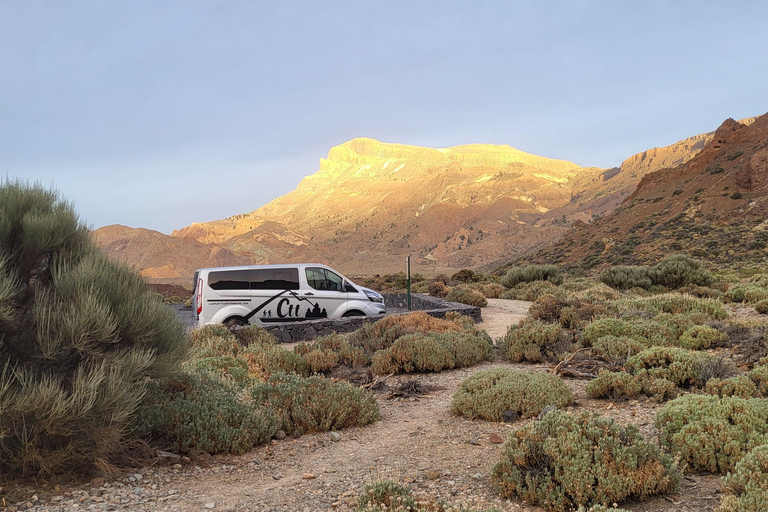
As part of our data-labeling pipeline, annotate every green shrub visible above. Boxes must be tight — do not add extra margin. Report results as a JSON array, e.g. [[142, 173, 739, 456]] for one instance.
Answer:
[[491, 411, 680, 512], [600, 265, 653, 290], [678, 283, 724, 299], [745, 287, 768, 304], [580, 318, 638, 347], [639, 376, 677, 402], [470, 282, 505, 298], [349, 312, 462, 355], [191, 355, 254, 387], [528, 295, 605, 330], [134, 371, 279, 455], [252, 373, 379, 435], [585, 371, 642, 399], [651, 254, 714, 289], [243, 343, 309, 379], [656, 395, 768, 472], [618, 293, 728, 320], [501, 264, 563, 289], [718, 444, 768, 512], [706, 376, 761, 399], [0, 181, 187, 477], [678, 325, 728, 350], [233, 324, 277, 346], [576, 507, 631, 512], [500, 280, 559, 301], [446, 286, 488, 307], [357, 480, 417, 511], [625, 346, 711, 387], [499, 318, 565, 363], [750, 364, 768, 396], [370, 331, 493, 375], [725, 285, 750, 303], [451, 368, 573, 421], [296, 333, 368, 371], [591, 335, 648, 364], [189, 325, 241, 358], [755, 300, 768, 314]]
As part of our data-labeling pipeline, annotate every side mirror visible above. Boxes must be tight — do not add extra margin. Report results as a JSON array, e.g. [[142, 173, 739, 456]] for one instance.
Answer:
[[343, 279, 357, 293]]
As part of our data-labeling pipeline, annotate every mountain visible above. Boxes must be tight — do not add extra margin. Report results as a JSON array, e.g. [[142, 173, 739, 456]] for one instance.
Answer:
[[519, 114, 768, 271], [93, 224, 250, 284], [93, 124, 726, 283]]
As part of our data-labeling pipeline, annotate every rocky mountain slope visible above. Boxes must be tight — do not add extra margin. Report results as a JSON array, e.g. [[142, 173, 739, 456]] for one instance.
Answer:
[[522, 114, 768, 271], [93, 124, 728, 282]]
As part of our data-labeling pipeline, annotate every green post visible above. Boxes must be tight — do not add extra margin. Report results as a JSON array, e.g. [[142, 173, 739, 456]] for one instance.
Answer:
[[406, 255, 412, 310]]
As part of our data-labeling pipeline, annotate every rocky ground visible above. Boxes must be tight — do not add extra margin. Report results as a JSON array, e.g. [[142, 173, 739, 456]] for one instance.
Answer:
[[3, 299, 726, 512]]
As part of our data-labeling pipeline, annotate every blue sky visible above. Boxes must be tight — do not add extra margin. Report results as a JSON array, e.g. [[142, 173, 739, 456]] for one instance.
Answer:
[[2, 1, 767, 234]]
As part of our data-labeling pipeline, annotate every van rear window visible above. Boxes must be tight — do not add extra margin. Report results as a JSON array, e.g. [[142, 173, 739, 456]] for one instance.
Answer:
[[207, 270, 250, 290], [250, 268, 299, 290]]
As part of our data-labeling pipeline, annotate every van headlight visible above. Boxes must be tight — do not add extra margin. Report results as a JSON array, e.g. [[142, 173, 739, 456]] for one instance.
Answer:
[[364, 290, 384, 303]]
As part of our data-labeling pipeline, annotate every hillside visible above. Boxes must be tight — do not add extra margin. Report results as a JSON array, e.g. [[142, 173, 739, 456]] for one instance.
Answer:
[[94, 126, 721, 282], [522, 113, 768, 271]]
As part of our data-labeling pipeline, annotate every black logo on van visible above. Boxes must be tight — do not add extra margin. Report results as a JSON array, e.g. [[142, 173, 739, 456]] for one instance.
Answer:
[[244, 290, 328, 323]]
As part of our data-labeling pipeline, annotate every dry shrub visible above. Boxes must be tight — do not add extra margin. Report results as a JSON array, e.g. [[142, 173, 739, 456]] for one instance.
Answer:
[[446, 286, 488, 307], [717, 444, 768, 512], [585, 371, 642, 399], [705, 376, 761, 399], [500, 280, 559, 301], [499, 318, 568, 363], [242, 343, 309, 379], [370, 331, 493, 375], [350, 312, 463, 354]]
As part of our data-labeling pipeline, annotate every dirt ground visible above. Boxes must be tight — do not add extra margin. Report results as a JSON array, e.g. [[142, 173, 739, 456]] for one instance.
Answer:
[[7, 299, 725, 512]]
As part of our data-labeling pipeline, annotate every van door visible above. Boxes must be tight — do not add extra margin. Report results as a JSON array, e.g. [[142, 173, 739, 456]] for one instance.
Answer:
[[246, 267, 302, 324], [301, 267, 349, 319]]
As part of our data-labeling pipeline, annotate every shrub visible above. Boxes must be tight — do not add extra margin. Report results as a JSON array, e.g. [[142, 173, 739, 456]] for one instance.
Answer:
[[446, 286, 488, 307], [618, 293, 728, 320], [0, 182, 187, 477], [370, 331, 493, 375], [678, 283, 724, 299], [580, 318, 638, 347], [656, 395, 768, 472], [243, 343, 309, 379], [725, 285, 750, 303], [427, 280, 448, 297], [600, 265, 653, 290], [585, 371, 642, 399], [349, 312, 462, 354], [296, 334, 368, 373], [471, 282, 505, 298], [233, 324, 277, 346], [750, 364, 768, 396], [501, 264, 563, 288], [252, 373, 379, 435], [500, 280, 559, 301], [491, 411, 680, 512], [451, 368, 573, 421], [718, 444, 768, 512], [499, 318, 565, 363], [528, 295, 605, 330], [357, 480, 417, 511], [678, 325, 728, 350], [591, 335, 648, 364], [625, 346, 711, 387], [651, 254, 714, 289], [755, 300, 768, 314], [134, 371, 279, 455], [706, 376, 761, 399], [189, 325, 241, 358]]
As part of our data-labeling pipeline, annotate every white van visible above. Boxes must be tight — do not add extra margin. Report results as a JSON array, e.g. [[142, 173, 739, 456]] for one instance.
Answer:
[[192, 264, 386, 328]]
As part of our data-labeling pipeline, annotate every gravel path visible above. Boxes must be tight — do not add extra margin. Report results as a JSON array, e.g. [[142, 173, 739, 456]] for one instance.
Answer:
[[4, 300, 723, 512]]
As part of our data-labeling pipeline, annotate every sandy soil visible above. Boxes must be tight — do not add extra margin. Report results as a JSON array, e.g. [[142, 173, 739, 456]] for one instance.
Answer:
[[10, 300, 724, 512]]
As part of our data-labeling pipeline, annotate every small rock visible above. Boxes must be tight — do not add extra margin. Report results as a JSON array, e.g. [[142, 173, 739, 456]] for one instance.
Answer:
[[181, 456, 192, 465], [502, 409, 518, 423], [274, 430, 287, 440], [537, 405, 558, 420], [329, 432, 341, 442], [90, 478, 105, 487], [273, 474, 283, 480], [425, 469, 440, 480], [133, 474, 143, 482], [204, 503, 215, 509], [472, 473, 483, 480], [489, 433, 504, 444], [467, 437, 480, 446], [302, 473, 316, 480], [157, 450, 181, 463]]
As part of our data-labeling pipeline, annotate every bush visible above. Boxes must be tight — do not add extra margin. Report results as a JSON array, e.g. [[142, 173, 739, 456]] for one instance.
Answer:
[[718, 444, 768, 512], [580, 318, 638, 347], [451, 368, 573, 421], [243, 343, 309, 379], [617, 293, 728, 320], [491, 411, 680, 512], [591, 335, 648, 364], [446, 286, 488, 307], [651, 254, 714, 289], [585, 371, 642, 399], [296, 334, 368, 373], [357, 480, 417, 511], [528, 295, 605, 330], [349, 312, 463, 354], [370, 331, 493, 375], [501, 264, 563, 289], [755, 300, 768, 314], [656, 395, 768, 472], [134, 371, 279, 455], [625, 346, 710, 387], [252, 373, 379, 435], [233, 324, 277, 346], [750, 364, 768, 396], [0, 182, 187, 477], [499, 318, 565, 363], [678, 325, 728, 350], [190, 325, 241, 358], [706, 376, 761, 399], [600, 265, 653, 290], [500, 280, 559, 301], [745, 287, 768, 304]]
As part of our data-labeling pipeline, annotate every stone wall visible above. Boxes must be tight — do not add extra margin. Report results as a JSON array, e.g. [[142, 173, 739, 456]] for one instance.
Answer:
[[261, 293, 482, 343]]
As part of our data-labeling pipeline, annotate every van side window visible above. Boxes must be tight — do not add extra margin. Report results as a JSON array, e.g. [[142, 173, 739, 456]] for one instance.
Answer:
[[207, 270, 250, 290], [250, 268, 299, 290], [305, 267, 344, 291]]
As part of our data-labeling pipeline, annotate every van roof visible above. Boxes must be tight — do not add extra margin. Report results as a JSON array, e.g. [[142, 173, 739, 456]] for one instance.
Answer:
[[195, 263, 330, 273]]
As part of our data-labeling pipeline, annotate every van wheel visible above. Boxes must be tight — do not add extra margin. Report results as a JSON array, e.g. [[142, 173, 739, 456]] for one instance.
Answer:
[[224, 316, 248, 327], [342, 310, 365, 317]]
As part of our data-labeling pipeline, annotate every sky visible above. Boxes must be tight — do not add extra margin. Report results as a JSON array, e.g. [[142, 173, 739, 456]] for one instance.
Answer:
[[1, 1, 767, 234]]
